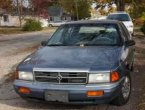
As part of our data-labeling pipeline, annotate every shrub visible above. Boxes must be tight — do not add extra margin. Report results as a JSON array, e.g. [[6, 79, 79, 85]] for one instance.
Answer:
[[141, 21, 145, 35], [134, 18, 145, 26], [141, 12, 145, 21], [23, 19, 43, 31]]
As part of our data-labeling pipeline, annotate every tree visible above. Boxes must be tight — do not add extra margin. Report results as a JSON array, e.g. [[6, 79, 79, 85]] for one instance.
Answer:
[[0, 0, 12, 11], [31, 0, 57, 18], [117, 0, 145, 18], [15, 0, 23, 27], [114, 0, 125, 11], [130, 0, 145, 18], [59, 0, 91, 20], [13, 0, 31, 27], [0, 0, 13, 26], [94, 0, 125, 11], [93, 0, 145, 18]]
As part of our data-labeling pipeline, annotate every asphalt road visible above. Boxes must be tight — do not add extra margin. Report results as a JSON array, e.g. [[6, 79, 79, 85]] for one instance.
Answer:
[[0, 32, 144, 110]]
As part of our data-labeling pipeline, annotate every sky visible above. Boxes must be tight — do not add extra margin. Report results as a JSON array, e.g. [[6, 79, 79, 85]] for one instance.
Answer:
[[13, 0, 29, 7]]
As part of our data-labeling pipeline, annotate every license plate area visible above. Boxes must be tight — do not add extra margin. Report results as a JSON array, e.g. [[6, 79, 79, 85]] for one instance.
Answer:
[[45, 91, 68, 102]]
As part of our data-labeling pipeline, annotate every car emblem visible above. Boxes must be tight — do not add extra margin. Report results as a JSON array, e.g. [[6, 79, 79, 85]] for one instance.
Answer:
[[57, 74, 62, 81]]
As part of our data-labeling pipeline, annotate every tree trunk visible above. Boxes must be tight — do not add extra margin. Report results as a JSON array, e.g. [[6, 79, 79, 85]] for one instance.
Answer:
[[16, 0, 22, 27], [115, 0, 125, 11], [0, 16, 1, 26]]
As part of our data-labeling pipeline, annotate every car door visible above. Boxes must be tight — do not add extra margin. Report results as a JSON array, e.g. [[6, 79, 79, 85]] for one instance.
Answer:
[[120, 23, 135, 68], [55, 21, 61, 26]]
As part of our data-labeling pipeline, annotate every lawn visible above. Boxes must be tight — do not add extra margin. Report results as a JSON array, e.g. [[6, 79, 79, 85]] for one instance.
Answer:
[[0, 27, 24, 35]]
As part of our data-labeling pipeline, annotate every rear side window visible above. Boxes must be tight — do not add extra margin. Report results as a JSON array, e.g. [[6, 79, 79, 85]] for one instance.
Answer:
[[120, 23, 132, 40], [107, 14, 131, 21]]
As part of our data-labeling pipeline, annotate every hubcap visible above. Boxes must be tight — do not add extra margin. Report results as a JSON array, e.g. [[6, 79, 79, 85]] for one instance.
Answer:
[[122, 76, 131, 100]]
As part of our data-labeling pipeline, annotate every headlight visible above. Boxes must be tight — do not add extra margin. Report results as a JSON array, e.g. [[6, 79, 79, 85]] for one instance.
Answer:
[[18, 71, 33, 81], [88, 73, 110, 83], [129, 25, 133, 28]]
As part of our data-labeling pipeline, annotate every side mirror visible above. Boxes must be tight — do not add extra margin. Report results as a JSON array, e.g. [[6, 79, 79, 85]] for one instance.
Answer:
[[125, 40, 135, 47], [41, 41, 47, 46]]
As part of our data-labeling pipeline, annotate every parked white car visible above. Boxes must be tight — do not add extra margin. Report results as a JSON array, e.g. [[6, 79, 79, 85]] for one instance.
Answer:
[[90, 16, 107, 20], [40, 19, 49, 27], [97, 16, 107, 20], [107, 12, 134, 34], [48, 21, 65, 27]]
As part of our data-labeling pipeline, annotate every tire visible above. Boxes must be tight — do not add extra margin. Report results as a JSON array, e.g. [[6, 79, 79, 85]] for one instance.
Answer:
[[130, 62, 134, 71], [132, 31, 136, 37], [111, 73, 131, 106], [127, 61, 134, 71], [49, 24, 53, 27], [130, 54, 135, 71]]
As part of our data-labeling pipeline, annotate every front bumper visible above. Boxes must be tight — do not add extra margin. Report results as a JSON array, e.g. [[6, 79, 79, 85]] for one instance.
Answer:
[[14, 79, 124, 104]]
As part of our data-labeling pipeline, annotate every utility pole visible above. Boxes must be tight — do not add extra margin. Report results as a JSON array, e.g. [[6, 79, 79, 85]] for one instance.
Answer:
[[75, 0, 79, 20]]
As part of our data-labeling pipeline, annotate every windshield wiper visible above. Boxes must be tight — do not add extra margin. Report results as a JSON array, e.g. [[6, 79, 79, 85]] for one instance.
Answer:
[[47, 44, 66, 46]]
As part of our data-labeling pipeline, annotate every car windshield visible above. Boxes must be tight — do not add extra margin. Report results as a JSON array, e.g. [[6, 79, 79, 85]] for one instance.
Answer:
[[47, 23, 122, 46], [107, 14, 131, 21]]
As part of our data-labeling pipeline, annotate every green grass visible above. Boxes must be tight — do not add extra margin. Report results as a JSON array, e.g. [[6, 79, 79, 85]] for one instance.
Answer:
[[0, 27, 24, 35]]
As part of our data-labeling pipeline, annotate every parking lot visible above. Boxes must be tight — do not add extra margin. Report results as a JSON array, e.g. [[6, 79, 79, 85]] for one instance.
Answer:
[[0, 31, 145, 110]]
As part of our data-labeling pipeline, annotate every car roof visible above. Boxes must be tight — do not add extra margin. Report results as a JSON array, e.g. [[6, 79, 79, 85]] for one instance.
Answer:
[[109, 12, 129, 15], [64, 20, 121, 25]]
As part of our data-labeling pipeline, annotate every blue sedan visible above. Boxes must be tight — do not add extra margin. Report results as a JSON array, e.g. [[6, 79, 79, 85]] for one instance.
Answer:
[[14, 20, 135, 106]]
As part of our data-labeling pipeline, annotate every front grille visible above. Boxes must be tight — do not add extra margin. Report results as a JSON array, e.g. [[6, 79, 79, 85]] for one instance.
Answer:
[[34, 71, 88, 84]]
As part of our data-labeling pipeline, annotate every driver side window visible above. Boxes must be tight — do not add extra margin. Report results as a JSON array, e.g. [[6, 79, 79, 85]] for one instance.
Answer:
[[121, 23, 132, 40]]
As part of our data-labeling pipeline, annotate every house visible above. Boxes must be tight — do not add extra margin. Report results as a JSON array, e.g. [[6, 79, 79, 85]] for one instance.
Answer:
[[0, 15, 22, 27], [0, 8, 21, 27], [48, 6, 71, 22]]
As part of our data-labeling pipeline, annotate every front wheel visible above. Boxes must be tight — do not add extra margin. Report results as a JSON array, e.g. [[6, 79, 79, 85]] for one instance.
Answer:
[[111, 73, 131, 106], [49, 24, 53, 27], [130, 62, 134, 71]]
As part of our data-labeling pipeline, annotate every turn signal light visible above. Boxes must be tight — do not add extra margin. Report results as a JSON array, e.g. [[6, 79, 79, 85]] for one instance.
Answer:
[[18, 87, 31, 94], [111, 71, 120, 82], [87, 90, 104, 97]]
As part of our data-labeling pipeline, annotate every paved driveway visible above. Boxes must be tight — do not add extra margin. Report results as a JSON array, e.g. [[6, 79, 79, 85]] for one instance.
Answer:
[[0, 32, 144, 110]]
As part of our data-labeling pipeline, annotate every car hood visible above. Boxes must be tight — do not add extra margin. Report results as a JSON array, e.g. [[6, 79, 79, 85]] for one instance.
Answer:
[[122, 21, 133, 27], [19, 46, 123, 72]]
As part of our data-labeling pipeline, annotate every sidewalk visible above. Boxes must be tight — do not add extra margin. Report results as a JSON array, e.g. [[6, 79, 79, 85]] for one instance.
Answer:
[[0, 28, 56, 41], [0, 32, 48, 41]]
